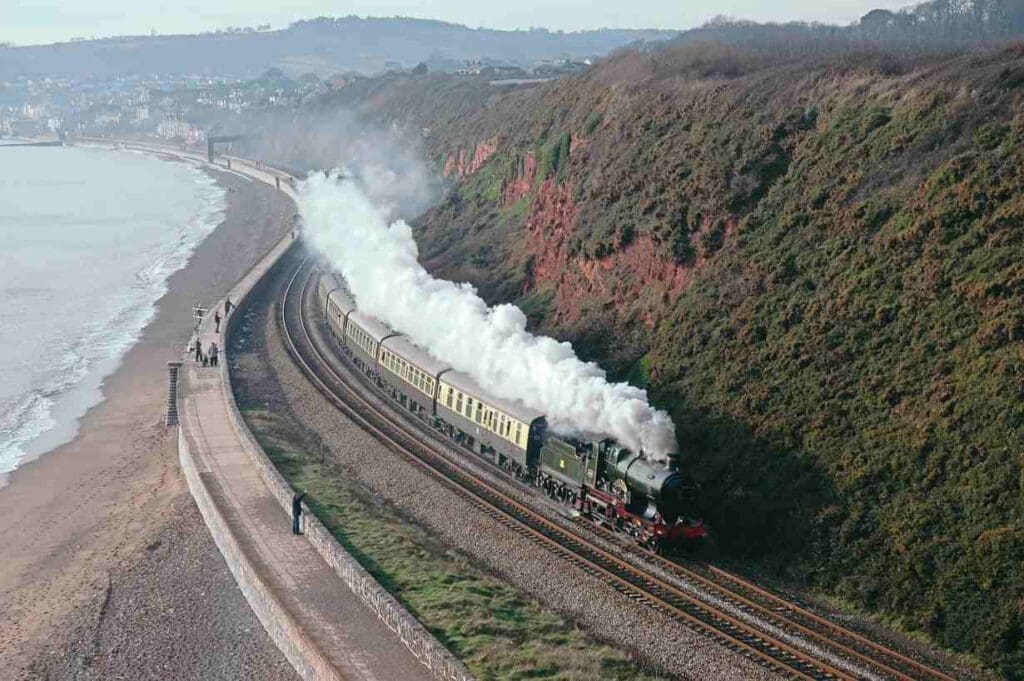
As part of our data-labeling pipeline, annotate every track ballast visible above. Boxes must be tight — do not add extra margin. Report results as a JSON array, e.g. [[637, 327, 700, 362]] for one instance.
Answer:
[[279, 255, 958, 681]]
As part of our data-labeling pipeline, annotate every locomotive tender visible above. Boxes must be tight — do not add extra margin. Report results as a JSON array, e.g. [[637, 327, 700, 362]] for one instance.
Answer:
[[317, 270, 705, 547]]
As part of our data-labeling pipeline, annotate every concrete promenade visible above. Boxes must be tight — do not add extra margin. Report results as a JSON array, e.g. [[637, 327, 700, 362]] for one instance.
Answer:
[[113, 145, 458, 681], [181, 299, 431, 681]]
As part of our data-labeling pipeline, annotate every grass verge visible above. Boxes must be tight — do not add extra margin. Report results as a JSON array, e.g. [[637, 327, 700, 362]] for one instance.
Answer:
[[242, 406, 667, 681]]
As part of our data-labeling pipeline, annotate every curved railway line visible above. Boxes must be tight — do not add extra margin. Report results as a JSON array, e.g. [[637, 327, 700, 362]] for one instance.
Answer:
[[277, 253, 958, 681]]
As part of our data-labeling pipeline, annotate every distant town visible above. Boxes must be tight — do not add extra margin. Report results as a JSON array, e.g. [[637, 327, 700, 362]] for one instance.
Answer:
[[0, 57, 588, 142]]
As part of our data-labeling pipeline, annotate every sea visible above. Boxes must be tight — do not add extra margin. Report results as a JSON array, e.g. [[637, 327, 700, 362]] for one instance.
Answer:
[[0, 145, 225, 484]]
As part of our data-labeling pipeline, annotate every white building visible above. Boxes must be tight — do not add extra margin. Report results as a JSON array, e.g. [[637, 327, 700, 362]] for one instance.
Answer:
[[156, 118, 204, 144], [94, 112, 122, 126]]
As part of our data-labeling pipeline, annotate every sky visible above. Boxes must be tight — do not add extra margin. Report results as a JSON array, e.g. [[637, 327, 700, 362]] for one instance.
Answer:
[[4, 1, 914, 46]]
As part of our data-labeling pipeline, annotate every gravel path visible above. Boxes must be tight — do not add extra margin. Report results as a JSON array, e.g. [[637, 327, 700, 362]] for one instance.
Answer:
[[230, 249, 784, 681]]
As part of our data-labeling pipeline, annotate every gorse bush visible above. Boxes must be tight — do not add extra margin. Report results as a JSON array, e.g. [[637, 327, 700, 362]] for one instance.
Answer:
[[404, 42, 1024, 678]]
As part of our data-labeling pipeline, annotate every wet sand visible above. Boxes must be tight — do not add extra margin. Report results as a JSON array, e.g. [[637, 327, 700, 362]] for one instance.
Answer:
[[0, 164, 300, 680]]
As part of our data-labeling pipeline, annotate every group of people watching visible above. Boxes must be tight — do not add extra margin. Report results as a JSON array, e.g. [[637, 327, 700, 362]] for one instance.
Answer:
[[186, 296, 312, 536], [188, 298, 234, 368]]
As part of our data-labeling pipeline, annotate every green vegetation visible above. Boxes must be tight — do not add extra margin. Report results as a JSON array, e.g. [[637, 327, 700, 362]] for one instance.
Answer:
[[231, 33, 1024, 677], [536, 132, 572, 184], [462, 157, 505, 204], [698, 218, 726, 256], [241, 407, 665, 681], [398, 44, 1024, 678]]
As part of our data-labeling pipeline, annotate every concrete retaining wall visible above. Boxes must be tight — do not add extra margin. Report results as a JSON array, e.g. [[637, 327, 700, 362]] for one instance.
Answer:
[[218, 260, 474, 681], [177, 429, 341, 681]]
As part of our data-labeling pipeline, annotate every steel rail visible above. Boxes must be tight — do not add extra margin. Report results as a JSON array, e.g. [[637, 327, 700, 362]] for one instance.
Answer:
[[276, 257, 862, 681], [700, 565, 957, 681], [582, 517, 953, 681]]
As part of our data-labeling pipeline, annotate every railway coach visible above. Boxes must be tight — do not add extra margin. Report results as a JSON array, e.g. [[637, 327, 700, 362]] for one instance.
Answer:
[[344, 311, 397, 375], [436, 370, 546, 477], [312, 269, 704, 547], [318, 272, 357, 341], [378, 336, 448, 418]]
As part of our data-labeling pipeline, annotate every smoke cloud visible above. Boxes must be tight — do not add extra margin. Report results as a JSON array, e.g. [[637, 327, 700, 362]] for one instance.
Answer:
[[299, 170, 678, 459], [234, 108, 441, 218]]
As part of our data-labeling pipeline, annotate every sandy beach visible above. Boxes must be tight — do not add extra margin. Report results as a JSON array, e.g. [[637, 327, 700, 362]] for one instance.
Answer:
[[0, 160, 299, 680]]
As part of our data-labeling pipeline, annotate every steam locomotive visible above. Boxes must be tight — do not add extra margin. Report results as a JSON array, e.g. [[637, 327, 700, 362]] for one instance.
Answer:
[[317, 270, 705, 548]]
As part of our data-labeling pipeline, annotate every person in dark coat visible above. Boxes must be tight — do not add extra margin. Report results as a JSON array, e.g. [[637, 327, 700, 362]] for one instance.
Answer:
[[193, 335, 202, 362], [224, 298, 234, 316], [292, 491, 307, 534], [209, 341, 219, 367], [214, 311, 221, 333]]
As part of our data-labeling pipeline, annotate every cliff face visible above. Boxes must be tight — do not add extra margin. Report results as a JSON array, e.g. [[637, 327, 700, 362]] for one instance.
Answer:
[[406, 44, 1024, 677], [443, 137, 498, 178], [518, 176, 692, 328]]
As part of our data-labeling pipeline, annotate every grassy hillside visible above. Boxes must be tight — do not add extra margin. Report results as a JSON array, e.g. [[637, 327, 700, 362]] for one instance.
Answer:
[[372, 45, 1024, 677], [0, 17, 674, 79]]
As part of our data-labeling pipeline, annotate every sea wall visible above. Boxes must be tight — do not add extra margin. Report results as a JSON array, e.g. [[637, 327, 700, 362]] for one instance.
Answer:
[[149, 142, 473, 681], [176, 425, 340, 680], [218, 259, 474, 681]]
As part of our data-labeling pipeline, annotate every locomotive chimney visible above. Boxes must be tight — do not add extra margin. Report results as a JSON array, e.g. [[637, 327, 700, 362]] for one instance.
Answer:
[[663, 440, 681, 469]]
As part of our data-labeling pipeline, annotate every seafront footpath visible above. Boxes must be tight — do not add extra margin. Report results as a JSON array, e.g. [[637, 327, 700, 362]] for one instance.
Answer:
[[129, 143, 472, 681]]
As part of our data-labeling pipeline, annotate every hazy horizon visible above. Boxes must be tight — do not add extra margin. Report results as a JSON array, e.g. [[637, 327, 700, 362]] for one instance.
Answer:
[[6, 1, 912, 47]]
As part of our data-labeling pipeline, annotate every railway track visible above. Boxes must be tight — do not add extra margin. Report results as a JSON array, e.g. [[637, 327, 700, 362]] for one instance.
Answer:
[[594, 525, 957, 681], [276, 255, 955, 681]]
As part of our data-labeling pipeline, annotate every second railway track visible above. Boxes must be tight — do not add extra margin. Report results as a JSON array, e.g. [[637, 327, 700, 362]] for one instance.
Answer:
[[276, 253, 956, 681]]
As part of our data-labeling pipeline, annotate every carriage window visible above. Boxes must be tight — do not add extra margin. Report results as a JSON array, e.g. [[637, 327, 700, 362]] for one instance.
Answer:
[[455, 394, 463, 413], [515, 424, 522, 444], [466, 397, 474, 417], [446, 388, 453, 408]]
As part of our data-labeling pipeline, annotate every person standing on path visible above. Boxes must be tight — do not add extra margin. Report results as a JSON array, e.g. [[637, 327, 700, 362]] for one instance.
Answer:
[[209, 341, 219, 367], [214, 311, 221, 333], [191, 334, 202, 363], [224, 298, 234, 316], [292, 491, 307, 535]]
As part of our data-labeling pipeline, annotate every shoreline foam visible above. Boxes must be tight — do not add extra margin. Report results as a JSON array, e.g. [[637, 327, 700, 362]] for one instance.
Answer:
[[0, 150, 297, 679], [0, 150, 226, 483]]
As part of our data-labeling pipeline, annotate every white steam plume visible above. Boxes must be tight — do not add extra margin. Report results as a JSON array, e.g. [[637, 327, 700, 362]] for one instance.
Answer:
[[299, 171, 678, 459]]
